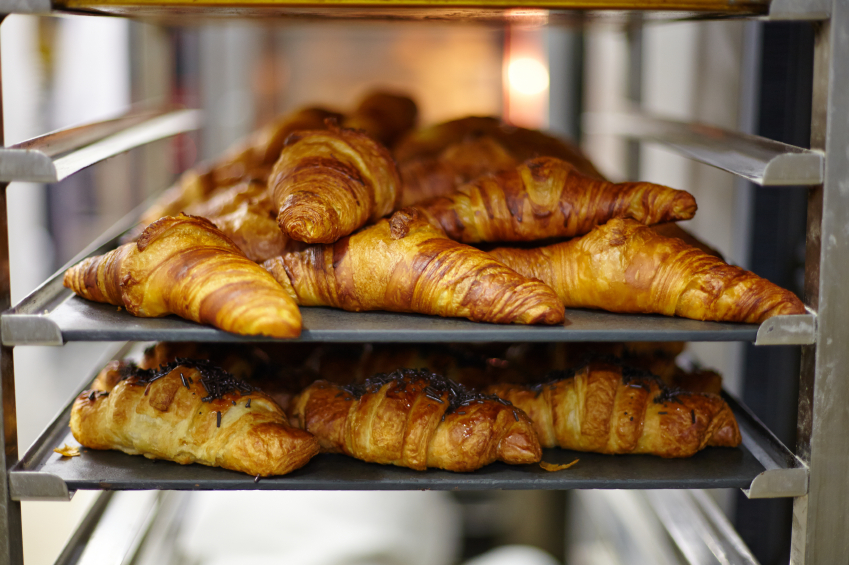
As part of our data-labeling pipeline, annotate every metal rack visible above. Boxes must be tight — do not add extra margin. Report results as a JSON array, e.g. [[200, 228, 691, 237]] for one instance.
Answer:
[[0, 0, 844, 563]]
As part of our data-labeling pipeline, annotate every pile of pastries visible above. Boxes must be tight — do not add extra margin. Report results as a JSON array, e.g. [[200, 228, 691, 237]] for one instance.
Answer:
[[62, 91, 805, 338], [63, 91, 802, 476], [70, 341, 739, 476]]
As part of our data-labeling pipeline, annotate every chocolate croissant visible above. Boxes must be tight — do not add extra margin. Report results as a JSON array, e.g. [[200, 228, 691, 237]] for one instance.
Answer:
[[415, 156, 697, 244], [290, 369, 541, 471], [72, 361, 320, 476], [484, 361, 740, 458], [490, 218, 805, 323], [269, 125, 401, 244], [64, 214, 302, 338], [262, 208, 565, 325]]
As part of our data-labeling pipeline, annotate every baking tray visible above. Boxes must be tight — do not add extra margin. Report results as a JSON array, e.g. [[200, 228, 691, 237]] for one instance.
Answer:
[[9, 383, 806, 500], [1, 196, 815, 346]]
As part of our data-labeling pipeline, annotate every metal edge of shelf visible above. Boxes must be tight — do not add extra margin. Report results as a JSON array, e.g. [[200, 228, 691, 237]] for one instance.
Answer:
[[59, 491, 162, 565], [9, 343, 133, 501], [645, 489, 759, 564], [767, 0, 830, 19], [755, 308, 817, 345], [725, 392, 809, 499], [582, 110, 824, 186], [0, 109, 202, 183]]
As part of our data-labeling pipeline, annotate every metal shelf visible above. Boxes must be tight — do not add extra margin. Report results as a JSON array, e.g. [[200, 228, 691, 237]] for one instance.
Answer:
[[0, 108, 201, 183], [8, 380, 806, 500], [583, 110, 824, 186], [1, 205, 816, 345]]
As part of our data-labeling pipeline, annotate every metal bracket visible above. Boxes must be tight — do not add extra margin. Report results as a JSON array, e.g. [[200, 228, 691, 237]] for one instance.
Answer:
[[9, 471, 72, 501], [755, 310, 817, 345], [767, 0, 830, 20]]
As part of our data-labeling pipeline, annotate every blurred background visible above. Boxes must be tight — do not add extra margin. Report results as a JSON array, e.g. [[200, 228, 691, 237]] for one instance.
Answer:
[[2, 13, 810, 564]]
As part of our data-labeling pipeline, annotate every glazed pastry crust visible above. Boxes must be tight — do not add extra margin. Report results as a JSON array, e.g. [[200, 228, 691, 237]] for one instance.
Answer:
[[262, 208, 565, 325], [269, 126, 401, 244], [63, 214, 302, 338], [72, 364, 320, 476], [490, 218, 805, 324], [416, 157, 697, 244], [485, 361, 740, 458], [290, 370, 541, 472]]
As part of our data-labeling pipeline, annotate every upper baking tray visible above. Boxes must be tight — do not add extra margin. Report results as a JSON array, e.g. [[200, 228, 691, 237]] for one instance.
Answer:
[[1, 207, 815, 345]]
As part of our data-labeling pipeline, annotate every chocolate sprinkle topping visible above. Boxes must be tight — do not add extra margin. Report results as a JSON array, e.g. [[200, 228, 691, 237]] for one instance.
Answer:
[[339, 368, 516, 416], [246, 399, 251, 408], [121, 359, 255, 402], [691, 409, 696, 424], [216, 411, 221, 427]]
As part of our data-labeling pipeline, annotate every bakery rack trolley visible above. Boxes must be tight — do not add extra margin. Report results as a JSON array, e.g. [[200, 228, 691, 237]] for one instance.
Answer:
[[0, 0, 843, 561]]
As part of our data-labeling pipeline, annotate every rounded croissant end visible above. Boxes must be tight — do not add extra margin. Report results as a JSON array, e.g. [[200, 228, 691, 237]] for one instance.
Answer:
[[671, 191, 698, 221], [497, 417, 542, 464], [278, 193, 340, 244], [706, 408, 742, 448]]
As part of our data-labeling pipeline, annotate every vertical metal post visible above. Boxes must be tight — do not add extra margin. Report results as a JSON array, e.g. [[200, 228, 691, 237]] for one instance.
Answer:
[[792, 3, 849, 562], [0, 17, 24, 565], [625, 13, 643, 180]]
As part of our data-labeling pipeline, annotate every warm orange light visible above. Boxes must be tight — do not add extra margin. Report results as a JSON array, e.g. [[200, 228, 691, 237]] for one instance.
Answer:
[[507, 57, 549, 95]]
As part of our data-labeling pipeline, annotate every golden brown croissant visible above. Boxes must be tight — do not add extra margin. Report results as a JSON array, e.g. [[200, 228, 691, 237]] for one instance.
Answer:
[[269, 125, 401, 244], [394, 116, 604, 179], [343, 91, 418, 148], [72, 361, 320, 476], [399, 136, 519, 207], [415, 156, 697, 244], [64, 214, 302, 338], [490, 218, 806, 323], [262, 208, 565, 325], [182, 180, 303, 263], [290, 369, 541, 471], [484, 360, 740, 458]]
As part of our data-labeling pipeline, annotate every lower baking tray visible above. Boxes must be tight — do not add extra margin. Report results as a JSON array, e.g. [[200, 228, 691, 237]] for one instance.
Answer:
[[9, 383, 807, 500]]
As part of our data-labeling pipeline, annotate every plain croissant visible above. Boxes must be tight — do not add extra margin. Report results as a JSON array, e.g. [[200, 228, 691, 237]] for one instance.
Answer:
[[490, 218, 805, 323], [269, 125, 401, 244], [484, 360, 741, 458], [415, 156, 697, 243], [63, 214, 302, 338], [343, 91, 418, 148], [290, 368, 542, 471], [262, 208, 565, 325], [73, 361, 320, 476]]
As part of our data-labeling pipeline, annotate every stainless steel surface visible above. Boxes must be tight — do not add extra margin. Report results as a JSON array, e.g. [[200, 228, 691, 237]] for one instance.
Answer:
[[53, 492, 113, 565], [646, 490, 760, 564], [583, 110, 824, 186], [791, 1, 849, 561], [729, 393, 808, 499], [0, 109, 201, 183], [0, 0, 50, 13], [753, 310, 816, 345], [73, 491, 160, 565], [8, 384, 798, 497], [5, 296, 776, 345], [768, 0, 830, 19]]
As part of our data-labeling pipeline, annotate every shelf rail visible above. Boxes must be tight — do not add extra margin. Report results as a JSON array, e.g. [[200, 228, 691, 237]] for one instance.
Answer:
[[583, 109, 824, 186], [0, 108, 201, 183]]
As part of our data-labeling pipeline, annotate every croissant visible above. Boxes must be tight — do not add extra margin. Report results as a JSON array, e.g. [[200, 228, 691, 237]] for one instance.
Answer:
[[290, 369, 541, 471], [343, 91, 418, 148], [269, 125, 401, 244], [72, 361, 320, 476], [415, 156, 697, 244], [399, 136, 519, 207], [490, 218, 805, 323], [64, 214, 302, 338], [182, 180, 302, 263], [484, 360, 740, 458], [394, 116, 604, 179], [262, 208, 565, 325]]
